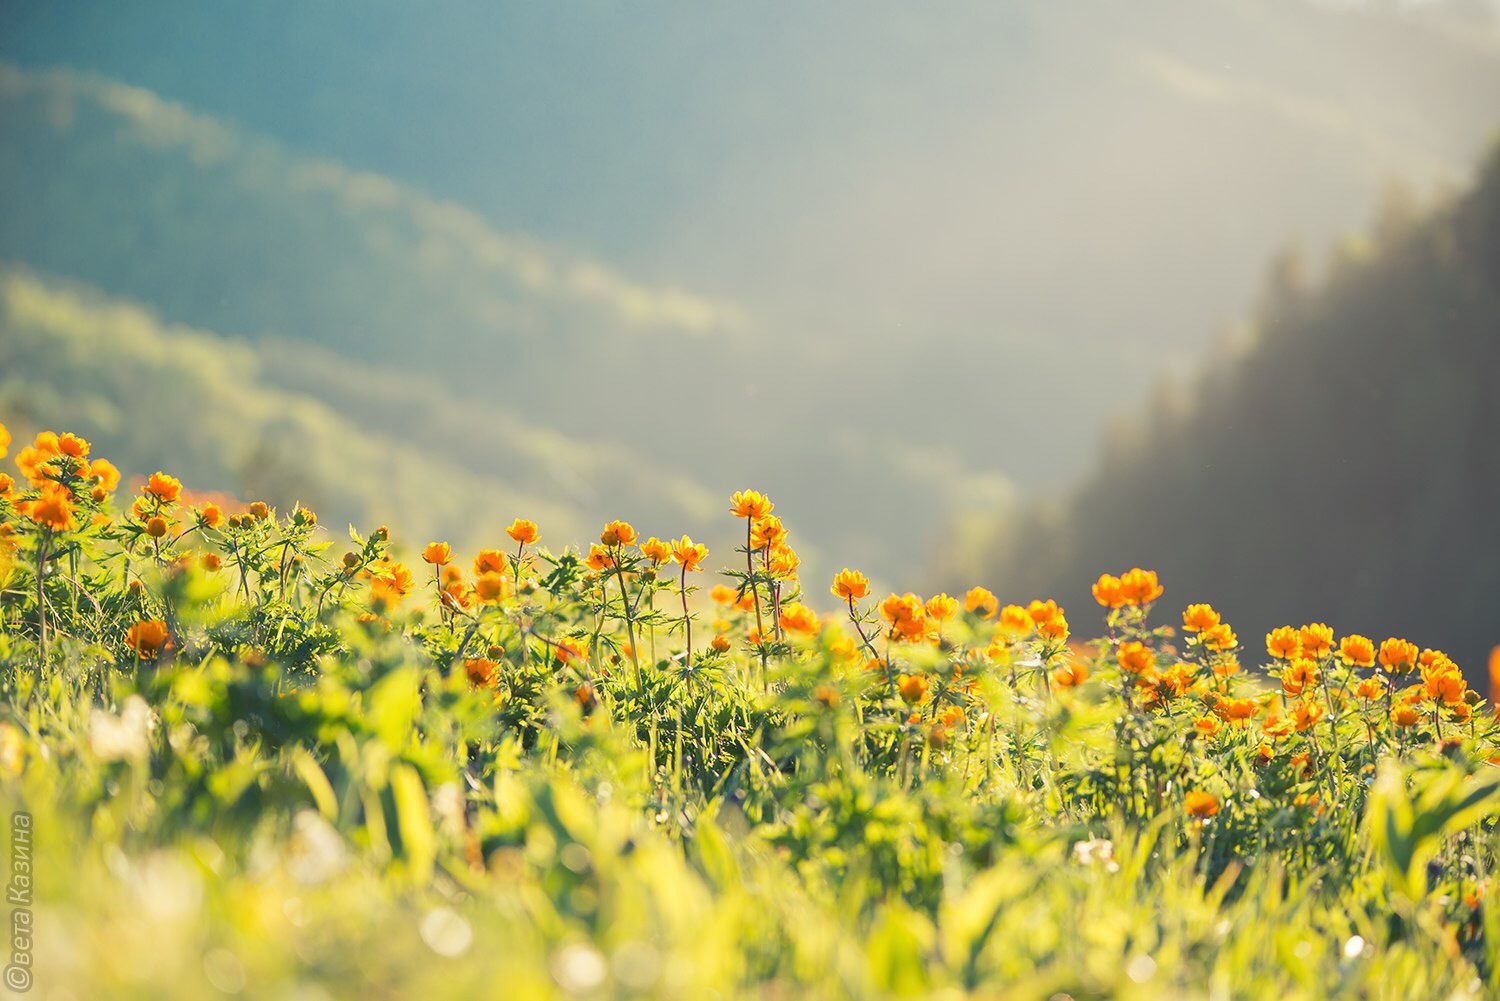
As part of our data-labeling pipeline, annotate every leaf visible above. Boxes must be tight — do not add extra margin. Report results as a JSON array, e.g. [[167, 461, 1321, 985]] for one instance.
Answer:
[[390, 762, 435, 885], [291, 747, 339, 821]]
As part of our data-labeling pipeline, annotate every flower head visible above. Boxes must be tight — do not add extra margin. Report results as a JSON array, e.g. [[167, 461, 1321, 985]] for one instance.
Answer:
[[640, 536, 671, 564], [832, 568, 871, 602], [422, 542, 452, 566], [144, 471, 182, 504], [964, 586, 998, 618], [729, 490, 773, 520], [1182, 603, 1220, 633], [1185, 791, 1219, 817], [600, 520, 638, 547], [125, 620, 171, 660], [1378, 637, 1419, 674], [1339, 634, 1376, 668], [671, 536, 708, 573], [1266, 626, 1301, 660], [506, 519, 540, 546]]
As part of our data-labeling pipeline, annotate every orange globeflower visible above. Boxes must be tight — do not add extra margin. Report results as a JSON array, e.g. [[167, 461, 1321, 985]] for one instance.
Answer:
[[56, 433, 90, 460], [1266, 626, 1301, 660], [1298, 623, 1335, 659], [670, 536, 708, 572], [506, 519, 540, 546], [144, 472, 182, 504], [750, 516, 787, 551], [640, 537, 671, 564], [144, 515, 169, 539], [1053, 660, 1089, 689], [474, 549, 507, 576], [247, 501, 271, 521], [709, 634, 732, 653], [1490, 646, 1500, 716], [1353, 676, 1387, 701], [1117, 641, 1156, 675], [1092, 574, 1125, 609], [368, 561, 416, 603], [1281, 658, 1321, 697], [125, 620, 171, 659], [22, 485, 76, 532], [1378, 638, 1419, 674], [1027, 599, 1061, 627], [709, 584, 739, 606], [1038, 613, 1070, 642], [779, 603, 820, 636], [1201, 623, 1238, 652], [1194, 716, 1221, 739], [1391, 704, 1421, 728], [768, 544, 800, 579], [473, 572, 511, 603], [600, 520, 637, 547], [584, 544, 617, 572], [964, 586, 998, 618], [465, 658, 500, 689], [198, 503, 224, 529], [998, 604, 1034, 635], [729, 490, 773, 520], [896, 673, 930, 704], [1339, 634, 1376, 668], [925, 593, 959, 622], [89, 458, 121, 492], [1184, 791, 1219, 818], [831, 568, 870, 602], [422, 542, 452, 566], [1119, 568, 1164, 605], [1182, 604, 1220, 633], [0, 421, 8, 459], [1292, 700, 1324, 732]]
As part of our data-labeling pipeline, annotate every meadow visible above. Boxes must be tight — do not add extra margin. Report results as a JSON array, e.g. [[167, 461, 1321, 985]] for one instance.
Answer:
[[0, 422, 1496, 999]]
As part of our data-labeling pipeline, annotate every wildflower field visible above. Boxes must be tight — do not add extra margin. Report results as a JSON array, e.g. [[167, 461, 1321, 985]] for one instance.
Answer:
[[0, 424, 1497, 999]]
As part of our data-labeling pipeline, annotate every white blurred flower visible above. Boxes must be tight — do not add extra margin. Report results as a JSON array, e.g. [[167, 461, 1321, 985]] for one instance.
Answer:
[[89, 695, 154, 763], [1072, 837, 1119, 872]]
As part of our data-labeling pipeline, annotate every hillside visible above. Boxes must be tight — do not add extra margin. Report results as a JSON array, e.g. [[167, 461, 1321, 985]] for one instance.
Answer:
[[947, 144, 1500, 681]]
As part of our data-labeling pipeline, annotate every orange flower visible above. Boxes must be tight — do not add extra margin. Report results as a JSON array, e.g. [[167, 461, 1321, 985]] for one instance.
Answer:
[[22, 485, 75, 532], [506, 519, 540, 546], [56, 433, 90, 460], [778, 602, 820, 636], [671, 536, 708, 572], [1116, 641, 1155, 675], [1182, 603, 1220, 633], [1378, 637, 1419, 673], [1292, 700, 1324, 732], [144, 471, 182, 504], [199, 503, 224, 529], [89, 458, 121, 492], [202, 553, 222, 571], [1391, 704, 1421, 728], [1281, 658, 1321, 697], [474, 572, 511, 603], [247, 501, 270, 521], [1038, 614, 1070, 642], [709, 584, 739, 606], [812, 685, 841, 709], [584, 544, 617, 572], [709, 635, 731, 654], [1266, 626, 1301, 660], [1298, 623, 1334, 659], [749, 516, 787, 550], [998, 604, 1034, 635], [896, 673, 930, 704], [831, 568, 870, 602], [768, 544, 800, 579], [1353, 676, 1387, 701], [474, 549, 507, 576], [1184, 791, 1219, 817], [1219, 697, 1261, 724], [1053, 660, 1089, 689], [1091, 574, 1125, 609], [729, 490, 773, 520], [465, 658, 500, 688], [638, 536, 670, 564], [1200, 623, 1237, 652], [422, 542, 452, 566], [368, 561, 415, 603], [125, 620, 171, 659], [0, 422, 8, 460], [964, 586, 998, 618], [1119, 568, 1164, 605], [925, 593, 959, 622], [1339, 634, 1376, 668], [1194, 716, 1221, 738], [144, 515, 169, 539], [600, 520, 637, 547]]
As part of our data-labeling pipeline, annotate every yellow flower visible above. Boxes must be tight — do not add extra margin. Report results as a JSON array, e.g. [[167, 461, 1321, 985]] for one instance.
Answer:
[[247, 501, 271, 521], [144, 471, 183, 504], [896, 673, 930, 704], [1266, 626, 1301, 660], [56, 433, 90, 459], [1200, 623, 1237, 651], [22, 485, 76, 532], [1292, 700, 1324, 732], [1391, 704, 1421, 728], [368, 561, 416, 603], [422, 542, 452, 566], [1298, 623, 1334, 659], [778, 602, 820, 636], [768, 544, 800, 579], [1119, 568, 1164, 605], [144, 515, 169, 539], [1194, 716, 1221, 738], [1052, 660, 1089, 689], [964, 586, 998, 618], [1280, 658, 1321, 697], [125, 620, 171, 659], [670, 536, 708, 572], [1339, 634, 1376, 668], [1184, 791, 1219, 817], [729, 489, 774, 520], [584, 544, 617, 572], [89, 458, 121, 492], [709, 584, 739, 606], [1026, 599, 1061, 627], [506, 518, 540, 546], [749, 515, 787, 550], [1091, 573, 1125, 608], [600, 520, 638, 547], [465, 658, 500, 689], [473, 571, 511, 603], [1117, 641, 1155, 674], [0, 421, 8, 459], [640, 536, 671, 564], [199, 503, 224, 529], [998, 604, 1033, 635], [832, 568, 871, 602], [1182, 603, 1220, 632], [474, 549, 508, 576], [925, 593, 959, 622], [1038, 613, 1069, 642], [1378, 637, 1419, 673]]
